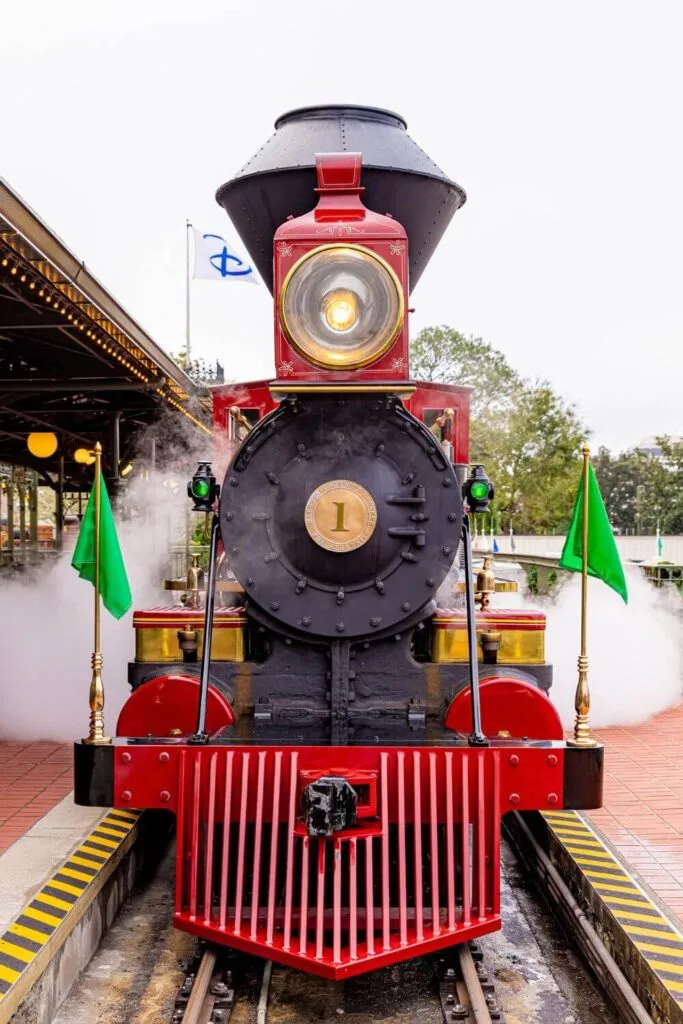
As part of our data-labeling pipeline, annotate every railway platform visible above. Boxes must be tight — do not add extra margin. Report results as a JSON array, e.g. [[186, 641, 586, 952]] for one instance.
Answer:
[[3, 708, 683, 1022], [0, 741, 148, 1024], [529, 702, 683, 1024]]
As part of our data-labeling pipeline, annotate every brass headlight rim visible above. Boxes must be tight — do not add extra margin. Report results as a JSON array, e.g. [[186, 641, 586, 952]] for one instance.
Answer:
[[278, 243, 405, 371]]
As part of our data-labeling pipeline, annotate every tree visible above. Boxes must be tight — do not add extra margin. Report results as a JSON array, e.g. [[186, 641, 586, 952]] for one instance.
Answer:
[[472, 382, 587, 534], [410, 326, 522, 418], [410, 325, 590, 534], [638, 438, 683, 534], [592, 447, 659, 534]]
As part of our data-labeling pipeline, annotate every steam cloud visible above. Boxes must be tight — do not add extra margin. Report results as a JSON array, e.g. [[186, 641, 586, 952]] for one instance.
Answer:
[[538, 567, 683, 728], [0, 411, 211, 744]]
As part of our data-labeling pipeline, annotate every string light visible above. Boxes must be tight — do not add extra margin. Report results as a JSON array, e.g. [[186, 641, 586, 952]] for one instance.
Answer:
[[1, 248, 207, 431]]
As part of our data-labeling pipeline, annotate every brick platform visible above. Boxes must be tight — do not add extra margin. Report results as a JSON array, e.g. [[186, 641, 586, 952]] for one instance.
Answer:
[[588, 703, 683, 923], [0, 742, 72, 854]]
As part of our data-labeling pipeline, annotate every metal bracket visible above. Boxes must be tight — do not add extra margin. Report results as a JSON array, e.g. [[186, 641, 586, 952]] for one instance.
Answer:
[[385, 485, 426, 505], [407, 697, 426, 731], [388, 526, 426, 546], [329, 639, 352, 744]]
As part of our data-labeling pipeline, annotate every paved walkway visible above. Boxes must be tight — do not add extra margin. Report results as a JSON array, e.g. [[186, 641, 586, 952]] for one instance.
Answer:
[[0, 742, 72, 854], [589, 703, 683, 922]]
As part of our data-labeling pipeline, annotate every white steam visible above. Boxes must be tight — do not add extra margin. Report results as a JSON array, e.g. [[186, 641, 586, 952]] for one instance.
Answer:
[[0, 470, 193, 743], [537, 567, 683, 728]]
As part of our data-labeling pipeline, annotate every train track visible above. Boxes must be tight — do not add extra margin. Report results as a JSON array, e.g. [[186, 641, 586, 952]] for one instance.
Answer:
[[172, 942, 503, 1024], [53, 834, 620, 1023]]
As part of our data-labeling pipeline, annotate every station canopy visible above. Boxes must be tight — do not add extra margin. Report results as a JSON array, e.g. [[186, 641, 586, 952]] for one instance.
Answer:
[[0, 177, 210, 489]]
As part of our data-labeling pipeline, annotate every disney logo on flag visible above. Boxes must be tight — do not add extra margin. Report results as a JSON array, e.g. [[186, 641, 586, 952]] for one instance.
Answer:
[[193, 228, 258, 284]]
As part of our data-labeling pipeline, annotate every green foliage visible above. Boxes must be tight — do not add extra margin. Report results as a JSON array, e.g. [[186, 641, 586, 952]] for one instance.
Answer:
[[473, 382, 587, 534], [411, 325, 588, 534], [410, 326, 522, 419], [527, 565, 538, 594], [592, 447, 660, 534], [631, 437, 683, 534]]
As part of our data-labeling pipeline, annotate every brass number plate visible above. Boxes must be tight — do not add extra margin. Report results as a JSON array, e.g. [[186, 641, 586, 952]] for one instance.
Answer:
[[304, 479, 377, 553]]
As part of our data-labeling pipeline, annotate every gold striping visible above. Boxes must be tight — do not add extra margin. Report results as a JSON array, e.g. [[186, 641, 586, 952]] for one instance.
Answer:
[[23, 906, 62, 928], [611, 908, 670, 924], [627, 925, 683, 941], [637, 942, 683, 958], [0, 940, 33, 965], [33, 893, 73, 913], [48, 879, 86, 898], [573, 855, 622, 868], [552, 833, 597, 843], [651, 977, 683, 994], [583, 869, 634, 882], [8, 924, 48, 946], [87, 834, 119, 849], [70, 854, 103, 870], [591, 881, 641, 895], [78, 844, 109, 861], [601, 895, 657, 910], [0, 964, 20, 985], [95, 825, 129, 840], [58, 866, 95, 884], [645, 960, 683, 975]]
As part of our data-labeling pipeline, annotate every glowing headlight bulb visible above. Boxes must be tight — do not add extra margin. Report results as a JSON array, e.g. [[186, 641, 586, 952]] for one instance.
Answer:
[[324, 290, 358, 333]]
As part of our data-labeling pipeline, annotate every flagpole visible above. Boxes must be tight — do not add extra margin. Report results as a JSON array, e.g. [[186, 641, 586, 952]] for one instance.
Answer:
[[185, 220, 192, 364], [83, 442, 110, 745], [568, 444, 596, 748]]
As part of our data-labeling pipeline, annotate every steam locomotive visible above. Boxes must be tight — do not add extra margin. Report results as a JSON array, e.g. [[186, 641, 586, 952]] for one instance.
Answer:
[[75, 106, 603, 979]]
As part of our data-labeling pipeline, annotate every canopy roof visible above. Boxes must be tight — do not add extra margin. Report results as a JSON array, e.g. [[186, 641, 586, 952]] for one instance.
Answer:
[[0, 178, 210, 485]]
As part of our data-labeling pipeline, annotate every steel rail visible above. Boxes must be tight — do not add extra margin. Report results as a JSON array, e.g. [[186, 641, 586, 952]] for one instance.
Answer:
[[458, 944, 493, 1024], [256, 960, 273, 1024], [181, 948, 217, 1024]]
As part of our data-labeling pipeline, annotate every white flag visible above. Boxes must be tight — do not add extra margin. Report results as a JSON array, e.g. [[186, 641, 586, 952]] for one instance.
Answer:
[[192, 228, 258, 283]]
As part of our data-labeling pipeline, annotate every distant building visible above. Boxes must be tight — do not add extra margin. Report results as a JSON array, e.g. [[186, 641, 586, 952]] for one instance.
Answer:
[[634, 435, 683, 459]]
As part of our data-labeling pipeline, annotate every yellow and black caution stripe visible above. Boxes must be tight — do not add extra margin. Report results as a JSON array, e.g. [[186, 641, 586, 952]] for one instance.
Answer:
[[543, 810, 683, 1011], [0, 809, 141, 1022]]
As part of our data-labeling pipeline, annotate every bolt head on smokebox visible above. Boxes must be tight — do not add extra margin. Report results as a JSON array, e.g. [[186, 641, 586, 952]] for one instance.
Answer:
[[216, 105, 466, 294]]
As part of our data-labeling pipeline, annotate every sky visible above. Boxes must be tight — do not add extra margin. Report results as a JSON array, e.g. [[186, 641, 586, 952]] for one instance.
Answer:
[[1, 0, 682, 452]]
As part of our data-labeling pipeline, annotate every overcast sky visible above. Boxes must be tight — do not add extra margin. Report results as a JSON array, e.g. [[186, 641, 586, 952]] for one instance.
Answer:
[[2, 0, 681, 451]]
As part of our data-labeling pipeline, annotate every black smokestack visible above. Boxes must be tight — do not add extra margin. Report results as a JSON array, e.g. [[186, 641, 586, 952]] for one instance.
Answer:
[[216, 104, 466, 294]]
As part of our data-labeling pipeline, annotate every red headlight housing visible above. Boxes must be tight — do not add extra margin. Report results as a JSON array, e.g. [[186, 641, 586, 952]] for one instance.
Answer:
[[273, 153, 409, 384]]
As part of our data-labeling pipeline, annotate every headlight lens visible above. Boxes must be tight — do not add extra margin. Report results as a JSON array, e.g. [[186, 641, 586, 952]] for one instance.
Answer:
[[279, 245, 404, 369]]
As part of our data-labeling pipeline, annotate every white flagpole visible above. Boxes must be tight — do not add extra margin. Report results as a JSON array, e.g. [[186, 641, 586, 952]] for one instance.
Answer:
[[185, 220, 192, 364]]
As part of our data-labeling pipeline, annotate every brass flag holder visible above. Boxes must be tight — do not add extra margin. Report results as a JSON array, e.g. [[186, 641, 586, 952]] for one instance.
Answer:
[[568, 444, 597, 748], [83, 442, 111, 745]]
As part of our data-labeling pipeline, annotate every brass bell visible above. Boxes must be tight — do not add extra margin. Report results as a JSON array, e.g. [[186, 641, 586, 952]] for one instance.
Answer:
[[186, 554, 203, 610], [475, 555, 496, 611]]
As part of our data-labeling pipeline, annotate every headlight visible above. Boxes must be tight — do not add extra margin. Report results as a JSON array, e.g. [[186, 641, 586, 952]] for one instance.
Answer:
[[279, 245, 404, 369]]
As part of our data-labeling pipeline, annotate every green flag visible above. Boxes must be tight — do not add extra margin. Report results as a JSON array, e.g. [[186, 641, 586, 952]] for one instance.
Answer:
[[71, 470, 132, 619], [559, 463, 628, 604]]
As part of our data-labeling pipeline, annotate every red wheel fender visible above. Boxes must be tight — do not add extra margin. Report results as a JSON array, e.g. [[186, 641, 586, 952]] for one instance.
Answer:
[[116, 674, 236, 738], [444, 676, 564, 740]]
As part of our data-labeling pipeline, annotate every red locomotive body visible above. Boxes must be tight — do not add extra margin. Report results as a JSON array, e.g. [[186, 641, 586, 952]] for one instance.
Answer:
[[74, 105, 602, 980]]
